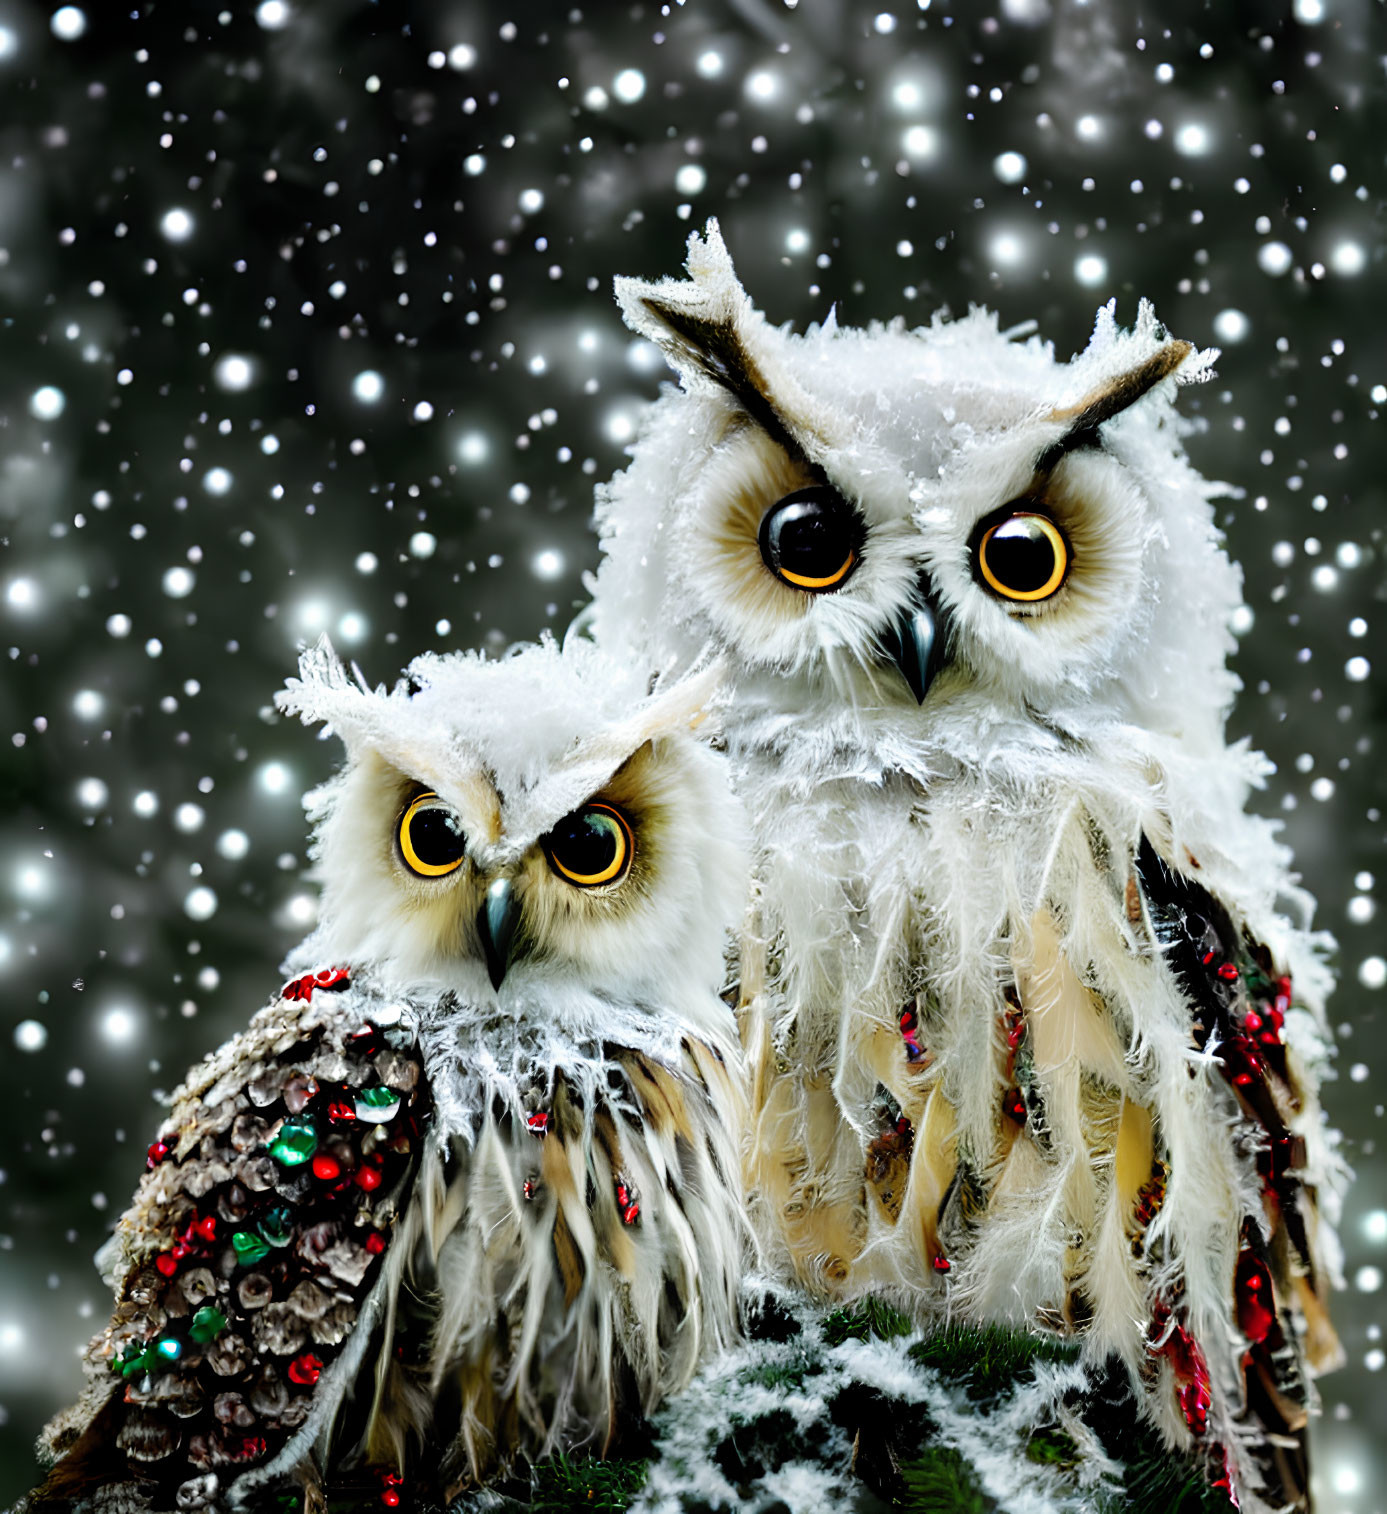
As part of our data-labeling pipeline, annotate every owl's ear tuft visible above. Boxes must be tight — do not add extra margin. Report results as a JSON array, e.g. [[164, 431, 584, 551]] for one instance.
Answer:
[[614, 218, 757, 390], [275, 635, 385, 753], [614, 220, 821, 457], [1048, 338, 1196, 436]]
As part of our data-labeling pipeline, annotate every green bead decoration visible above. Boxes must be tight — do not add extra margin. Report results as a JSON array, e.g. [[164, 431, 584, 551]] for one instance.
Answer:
[[114, 1343, 154, 1378], [354, 1085, 401, 1123], [189, 1305, 227, 1343], [232, 1230, 272, 1265], [258, 1203, 295, 1247], [268, 1117, 318, 1166]]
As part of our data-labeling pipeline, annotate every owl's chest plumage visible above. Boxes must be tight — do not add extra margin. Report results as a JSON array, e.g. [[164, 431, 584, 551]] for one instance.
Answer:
[[400, 986, 747, 1488]]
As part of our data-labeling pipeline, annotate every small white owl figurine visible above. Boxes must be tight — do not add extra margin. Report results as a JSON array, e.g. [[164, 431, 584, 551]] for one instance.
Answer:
[[589, 220, 1343, 1513], [25, 637, 749, 1513]]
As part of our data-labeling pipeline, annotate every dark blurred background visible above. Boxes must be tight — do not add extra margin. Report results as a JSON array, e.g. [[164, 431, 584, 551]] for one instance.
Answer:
[[0, 0, 1382, 1503]]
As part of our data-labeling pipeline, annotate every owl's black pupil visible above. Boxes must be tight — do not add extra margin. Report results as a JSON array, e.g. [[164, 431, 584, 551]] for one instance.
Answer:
[[551, 811, 617, 876], [985, 517, 1057, 593], [759, 488, 856, 583], [408, 806, 464, 866]]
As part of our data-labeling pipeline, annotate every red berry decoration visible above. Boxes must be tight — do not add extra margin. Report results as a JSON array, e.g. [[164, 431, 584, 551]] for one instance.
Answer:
[[194, 1215, 218, 1241], [287, 1352, 323, 1386], [311, 1154, 342, 1181], [365, 1230, 387, 1254], [328, 1100, 357, 1125], [526, 1111, 549, 1137], [146, 1138, 174, 1170], [155, 1252, 179, 1278], [614, 1179, 640, 1225], [355, 1164, 383, 1192], [932, 1254, 951, 1273]]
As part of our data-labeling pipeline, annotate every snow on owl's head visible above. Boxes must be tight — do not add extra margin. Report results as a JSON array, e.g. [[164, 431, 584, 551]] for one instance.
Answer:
[[275, 638, 744, 1010], [593, 220, 1241, 757]]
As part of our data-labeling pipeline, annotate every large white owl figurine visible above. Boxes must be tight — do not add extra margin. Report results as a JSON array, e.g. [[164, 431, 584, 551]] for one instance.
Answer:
[[589, 220, 1344, 1512], [24, 638, 749, 1513]]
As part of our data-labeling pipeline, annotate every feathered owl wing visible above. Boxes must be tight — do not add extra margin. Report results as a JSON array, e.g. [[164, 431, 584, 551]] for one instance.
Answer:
[[1128, 832, 1342, 1510], [408, 1018, 749, 1499], [25, 966, 429, 1514]]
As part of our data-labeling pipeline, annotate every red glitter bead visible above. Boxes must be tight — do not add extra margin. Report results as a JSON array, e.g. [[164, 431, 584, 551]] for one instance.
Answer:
[[355, 1164, 383, 1191], [146, 1139, 174, 1170], [287, 1352, 323, 1386], [1217, 963, 1239, 982], [622, 1203, 640, 1225], [1156, 1320, 1212, 1436], [932, 1255, 951, 1273], [365, 1231, 387, 1254], [381, 1472, 404, 1486], [237, 1436, 267, 1461], [1235, 1250, 1276, 1345], [170, 1242, 189, 1260], [381, 1494, 400, 1509], [155, 1252, 178, 1277], [526, 1111, 549, 1137], [316, 967, 351, 990], [312, 1154, 342, 1181], [328, 1101, 356, 1125], [1243, 1011, 1263, 1032], [1003, 1090, 1027, 1125], [194, 1215, 218, 1241]]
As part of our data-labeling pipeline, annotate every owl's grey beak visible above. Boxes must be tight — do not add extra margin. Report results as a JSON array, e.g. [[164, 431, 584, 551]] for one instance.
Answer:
[[882, 582, 950, 705], [478, 877, 521, 990]]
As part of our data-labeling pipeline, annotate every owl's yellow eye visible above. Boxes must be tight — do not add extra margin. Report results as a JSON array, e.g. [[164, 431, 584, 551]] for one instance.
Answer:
[[544, 803, 633, 888], [975, 512, 1070, 602], [758, 486, 861, 593], [397, 792, 466, 877]]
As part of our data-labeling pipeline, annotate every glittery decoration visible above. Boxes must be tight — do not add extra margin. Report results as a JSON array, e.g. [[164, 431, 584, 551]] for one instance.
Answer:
[[231, 1230, 272, 1265], [354, 1164, 382, 1191], [932, 1254, 951, 1274], [155, 1252, 179, 1278], [1152, 1310, 1212, 1435], [1235, 1250, 1276, 1345], [287, 1352, 323, 1386], [523, 1177, 537, 1201], [268, 1118, 318, 1166], [258, 1204, 294, 1247], [327, 1100, 356, 1125], [311, 1153, 342, 1181], [146, 1138, 174, 1170], [364, 1230, 387, 1255], [614, 1177, 640, 1225], [115, 1343, 155, 1379], [189, 1306, 227, 1343], [1002, 1089, 1027, 1125], [354, 1086, 400, 1123], [526, 1111, 549, 1137], [155, 1337, 184, 1363], [899, 1000, 927, 1063], [281, 966, 351, 1003]]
